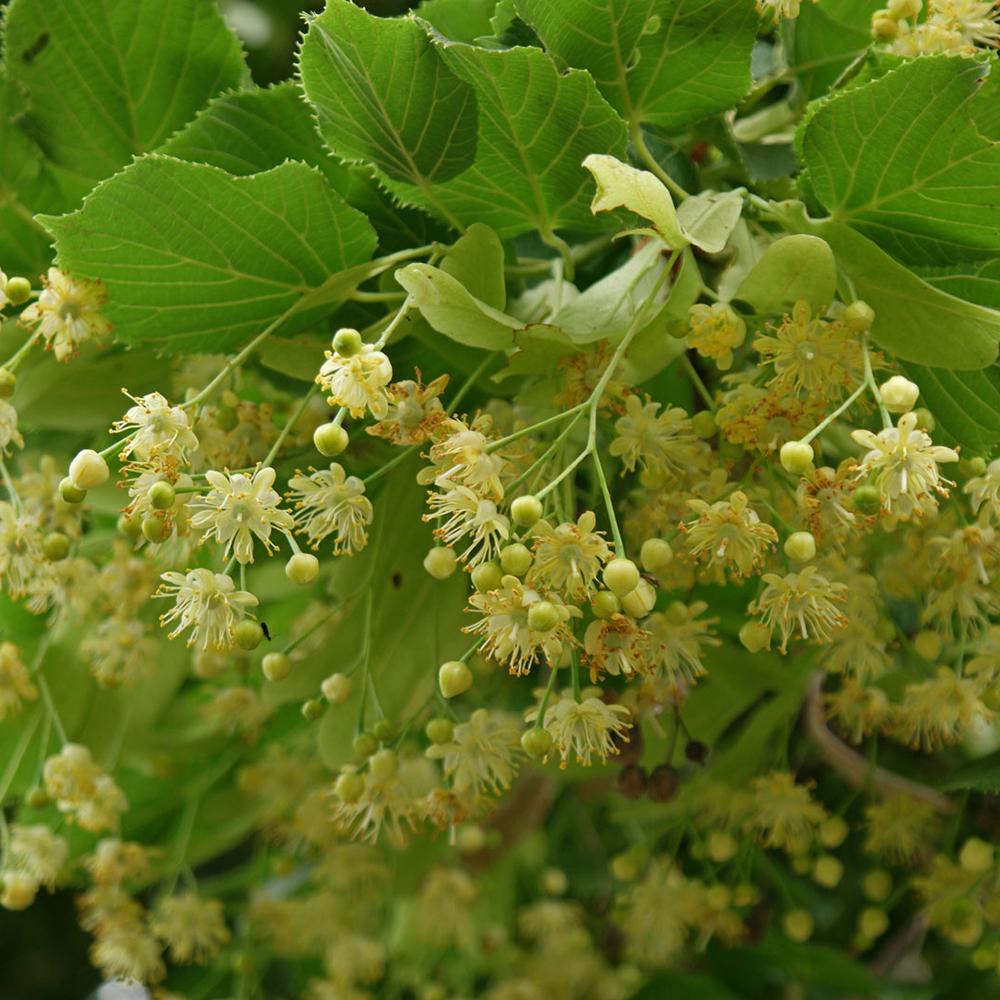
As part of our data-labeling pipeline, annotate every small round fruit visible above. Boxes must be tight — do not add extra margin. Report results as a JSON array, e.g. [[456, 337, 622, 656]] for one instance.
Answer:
[[521, 727, 553, 759], [684, 740, 709, 765], [118, 513, 141, 537], [616, 764, 647, 800], [332, 327, 363, 357], [262, 652, 292, 682], [0, 369, 16, 398], [784, 531, 816, 562], [691, 410, 717, 438], [858, 907, 889, 941], [960, 837, 994, 874], [812, 855, 844, 889], [301, 698, 324, 721], [141, 515, 171, 544], [69, 449, 110, 490], [852, 485, 882, 515], [369, 748, 398, 781], [321, 673, 352, 704], [862, 869, 892, 902], [844, 299, 875, 331], [819, 815, 849, 849], [707, 830, 738, 863], [353, 733, 378, 759], [510, 495, 543, 528], [640, 538, 673, 574], [334, 770, 365, 803], [879, 375, 919, 414], [285, 552, 320, 586], [41, 532, 70, 562], [783, 909, 815, 942], [527, 601, 561, 632], [780, 440, 814, 475], [739, 621, 770, 653], [233, 620, 265, 651], [500, 543, 533, 577], [148, 481, 176, 510], [591, 591, 620, 619], [313, 421, 349, 457], [59, 477, 86, 504], [912, 629, 942, 661], [425, 717, 454, 744], [438, 660, 473, 699], [647, 764, 680, 803], [621, 579, 656, 619], [423, 546, 458, 580], [5, 276, 31, 306], [603, 558, 640, 598], [471, 561, 503, 592], [372, 719, 396, 743]]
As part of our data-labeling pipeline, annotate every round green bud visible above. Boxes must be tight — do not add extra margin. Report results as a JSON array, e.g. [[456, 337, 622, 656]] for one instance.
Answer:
[[233, 620, 265, 651], [332, 327, 363, 357], [68, 449, 110, 490], [784, 531, 816, 562], [912, 408, 935, 433], [321, 672, 352, 704], [353, 732, 378, 759], [521, 727, 553, 759], [961, 456, 988, 478], [912, 629, 942, 661], [118, 512, 142, 537], [879, 375, 920, 414], [285, 552, 320, 586], [610, 852, 640, 882], [527, 600, 562, 632], [499, 543, 533, 577], [862, 868, 892, 903], [369, 748, 398, 781], [423, 546, 458, 580], [24, 788, 49, 809], [141, 515, 171, 544], [858, 907, 889, 941], [457, 824, 486, 853], [851, 484, 882, 515], [691, 410, 717, 439], [640, 538, 673, 574], [971, 946, 997, 972], [313, 421, 349, 458], [471, 561, 503, 593], [812, 855, 844, 889], [334, 770, 365, 803], [59, 477, 86, 504], [621, 579, 656, 619], [301, 698, 324, 721], [214, 404, 239, 432], [5, 276, 31, 306], [960, 836, 994, 875], [888, 0, 921, 18], [0, 369, 16, 398], [425, 718, 454, 744], [844, 299, 876, 332], [147, 480, 176, 511], [372, 719, 397, 743], [782, 908, 815, 943], [819, 815, 849, 849], [707, 830, 738, 863], [739, 621, 770, 653], [41, 532, 70, 562], [780, 440, 814, 475], [438, 660, 473, 699], [541, 867, 568, 896], [591, 590, 620, 619], [510, 495, 544, 528], [262, 652, 292, 682], [603, 557, 640, 598]]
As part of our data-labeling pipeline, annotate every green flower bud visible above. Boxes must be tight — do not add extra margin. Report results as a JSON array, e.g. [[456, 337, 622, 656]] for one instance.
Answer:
[[471, 560, 503, 592], [261, 652, 292, 682], [812, 855, 844, 889], [24, 788, 49, 809], [844, 299, 875, 331], [960, 837, 994, 875], [313, 421, 349, 457], [527, 600, 561, 632], [332, 327, 363, 357], [369, 748, 398, 781], [591, 590, 620, 619], [621, 579, 656, 619], [691, 410, 717, 438], [301, 698, 324, 721], [862, 868, 892, 902], [603, 557, 640, 598], [879, 375, 919, 414], [372, 719, 396, 743], [707, 830, 738, 863], [5, 276, 31, 306], [912, 407, 935, 432], [819, 815, 849, 849], [59, 477, 87, 504], [739, 620, 770, 653], [285, 552, 320, 586], [521, 727, 553, 759], [69, 449, 109, 490], [141, 515, 171, 544], [233, 620, 265, 651], [510, 495, 543, 528], [780, 440, 814, 475], [961, 456, 988, 478], [0, 369, 16, 398], [353, 732, 378, 759], [148, 480, 176, 510], [640, 538, 673, 573], [782, 908, 814, 943], [912, 629, 942, 661], [858, 907, 889, 941], [118, 512, 142, 537], [500, 543, 533, 577], [214, 404, 239, 432], [321, 672, 352, 704], [334, 770, 365, 803], [423, 546, 458, 580], [41, 532, 70, 562], [610, 852, 640, 881], [851, 484, 882, 515], [784, 531, 816, 562], [425, 718, 454, 744], [457, 824, 486, 853], [439, 659, 473, 699]]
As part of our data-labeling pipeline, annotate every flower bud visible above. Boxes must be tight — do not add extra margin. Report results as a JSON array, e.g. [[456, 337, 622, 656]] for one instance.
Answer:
[[887, 0, 920, 17], [301, 698, 324, 721], [372, 718, 396, 743], [780, 440, 814, 474], [872, 13, 898, 37], [0, 369, 16, 398], [912, 629, 942, 661], [233, 620, 265, 651], [621, 579, 656, 619], [521, 727, 553, 759], [499, 543, 533, 577], [819, 815, 849, 848], [0, 872, 37, 911], [784, 531, 816, 562], [313, 421, 349, 457], [457, 824, 486, 853], [782, 909, 814, 942], [960, 837, 994, 874], [334, 770, 365, 803], [353, 732, 378, 758], [527, 600, 562, 632], [5, 276, 31, 306], [862, 868, 892, 902], [438, 660, 473, 699], [285, 552, 320, 586], [41, 532, 70, 562], [511, 495, 543, 528], [858, 907, 889, 941], [879, 375, 919, 414], [141, 515, 171, 544], [471, 561, 503, 592], [691, 410, 717, 438], [851, 484, 882, 515], [332, 327, 363, 357], [148, 480, 176, 510], [262, 652, 292, 681], [369, 748, 398, 781], [610, 852, 640, 881], [591, 590, 620, 619], [844, 299, 875, 331], [425, 717, 454, 744], [68, 449, 109, 490], [118, 512, 141, 537], [423, 546, 457, 580], [812, 855, 844, 889], [961, 456, 988, 478], [603, 557, 640, 598], [640, 538, 673, 573], [912, 407, 935, 432], [321, 672, 352, 704], [707, 830, 738, 863], [24, 788, 49, 809], [739, 620, 770, 653], [59, 477, 86, 504]]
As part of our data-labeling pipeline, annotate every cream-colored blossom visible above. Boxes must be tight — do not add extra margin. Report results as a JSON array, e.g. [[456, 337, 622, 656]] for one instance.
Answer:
[[528, 694, 632, 768], [157, 568, 258, 650], [0, 641, 36, 720], [748, 565, 848, 653], [681, 490, 777, 578], [610, 395, 703, 476], [527, 510, 610, 599], [426, 708, 522, 802], [424, 484, 509, 566], [317, 343, 393, 419], [288, 462, 373, 555], [113, 391, 199, 462], [151, 892, 230, 964], [20, 268, 111, 361]]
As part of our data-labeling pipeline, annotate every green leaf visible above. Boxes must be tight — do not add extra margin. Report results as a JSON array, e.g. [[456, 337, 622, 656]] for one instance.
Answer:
[[514, 0, 757, 132], [440, 223, 507, 311], [3, 0, 245, 202], [396, 262, 520, 350], [797, 55, 1000, 264], [417, 0, 496, 41], [918, 258, 1000, 310], [676, 189, 744, 255], [299, 0, 479, 186], [937, 749, 1000, 792], [731, 234, 837, 312], [41, 156, 378, 353]]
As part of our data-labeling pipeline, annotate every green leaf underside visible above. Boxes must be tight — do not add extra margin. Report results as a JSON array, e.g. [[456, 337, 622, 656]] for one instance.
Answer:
[[3, 0, 245, 203], [732, 234, 837, 312], [417, 0, 497, 42], [798, 55, 1000, 265], [40, 156, 377, 353], [299, 0, 479, 186], [514, 0, 757, 132]]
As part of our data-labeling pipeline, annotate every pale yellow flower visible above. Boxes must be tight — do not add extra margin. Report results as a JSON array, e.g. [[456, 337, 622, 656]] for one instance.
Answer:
[[748, 565, 848, 653], [317, 343, 393, 419], [288, 462, 373, 555], [157, 568, 258, 650], [19, 268, 111, 361], [681, 490, 777, 578]]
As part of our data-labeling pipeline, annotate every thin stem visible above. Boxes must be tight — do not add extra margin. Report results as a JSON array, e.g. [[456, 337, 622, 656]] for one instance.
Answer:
[[363, 445, 417, 487], [539, 229, 575, 283], [800, 380, 867, 446], [534, 663, 561, 729], [486, 403, 588, 454], [282, 610, 333, 656], [862, 335, 891, 429], [0, 711, 41, 807], [679, 353, 716, 411], [2, 332, 39, 373], [350, 290, 406, 304], [459, 636, 485, 664], [262, 384, 319, 468], [35, 673, 67, 746], [570, 650, 582, 702], [372, 297, 414, 350], [592, 451, 624, 557], [629, 120, 690, 201], [0, 458, 21, 513]]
